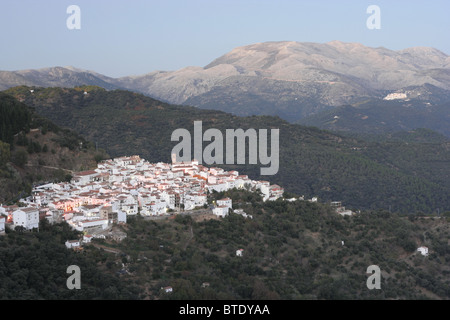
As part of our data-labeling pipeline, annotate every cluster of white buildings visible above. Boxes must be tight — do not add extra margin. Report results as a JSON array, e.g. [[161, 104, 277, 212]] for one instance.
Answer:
[[383, 92, 408, 100], [0, 155, 284, 233]]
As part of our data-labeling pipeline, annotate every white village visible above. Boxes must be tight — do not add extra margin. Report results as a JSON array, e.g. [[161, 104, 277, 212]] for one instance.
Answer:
[[0, 155, 284, 246]]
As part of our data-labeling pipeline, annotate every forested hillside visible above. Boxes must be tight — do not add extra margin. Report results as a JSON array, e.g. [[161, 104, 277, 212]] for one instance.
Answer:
[[0, 91, 108, 203], [298, 96, 450, 137], [91, 190, 450, 300], [2, 190, 447, 300], [0, 220, 141, 299], [4, 86, 450, 213]]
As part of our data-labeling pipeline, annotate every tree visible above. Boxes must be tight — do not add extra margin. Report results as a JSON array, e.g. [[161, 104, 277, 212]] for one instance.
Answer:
[[14, 226, 25, 233], [94, 152, 105, 163], [0, 140, 11, 167], [13, 149, 28, 167]]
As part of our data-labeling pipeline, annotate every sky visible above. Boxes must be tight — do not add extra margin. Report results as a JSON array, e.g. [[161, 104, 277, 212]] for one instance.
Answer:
[[0, 0, 449, 78]]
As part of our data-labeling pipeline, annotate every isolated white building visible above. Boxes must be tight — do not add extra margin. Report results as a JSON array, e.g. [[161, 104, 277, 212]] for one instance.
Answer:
[[234, 209, 252, 219], [417, 246, 429, 256], [337, 209, 354, 216], [383, 92, 407, 100], [65, 239, 81, 249], [163, 286, 173, 293]]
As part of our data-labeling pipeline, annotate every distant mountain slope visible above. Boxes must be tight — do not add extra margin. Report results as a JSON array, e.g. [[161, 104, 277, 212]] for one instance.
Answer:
[[4, 86, 450, 213], [298, 84, 450, 137], [112, 41, 450, 121], [1, 41, 449, 123], [0, 67, 121, 91]]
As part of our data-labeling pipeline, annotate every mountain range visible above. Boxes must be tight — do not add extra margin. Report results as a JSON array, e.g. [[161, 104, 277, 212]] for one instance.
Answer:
[[1, 41, 449, 124]]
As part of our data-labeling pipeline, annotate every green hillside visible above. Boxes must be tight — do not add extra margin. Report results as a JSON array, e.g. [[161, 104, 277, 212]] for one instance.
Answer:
[[84, 190, 450, 300], [3, 86, 450, 213], [0, 91, 108, 203], [1, 189, 449, 300], [298, 96, 450, 137]]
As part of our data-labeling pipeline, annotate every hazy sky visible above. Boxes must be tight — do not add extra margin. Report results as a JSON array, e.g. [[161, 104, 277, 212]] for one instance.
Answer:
[[1, 0, 449, 78]]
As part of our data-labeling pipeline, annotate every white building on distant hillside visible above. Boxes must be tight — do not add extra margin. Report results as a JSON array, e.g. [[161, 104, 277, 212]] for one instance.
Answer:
[[383, 92, 407, 100], [65, 239, 81, 249]]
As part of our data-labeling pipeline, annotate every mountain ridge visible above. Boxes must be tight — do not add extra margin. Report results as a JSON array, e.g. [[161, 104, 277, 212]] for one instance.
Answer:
[[1, 41, 449, 123]]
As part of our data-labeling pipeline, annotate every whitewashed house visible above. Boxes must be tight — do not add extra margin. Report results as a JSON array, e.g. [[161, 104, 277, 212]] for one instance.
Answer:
[[150, 201, 168, 215], [217, 198, 232, 209], [163, 286, 173, 293], [213, 206, 230, 218], [183, 199, 196, 211], [72, 170, 99, 185], [234, 209, 252, 219], [118, 195, 138, 215], [73, 218, 108, 232], [13, 207, 39, 230], [79, 204, 101, 217], [0, 216, 5, 234], [65, 239, 81, 249], [185, 192, 207, 209], [141, 200, 167, 216], [417, 246, 429, 256], [269, 185, 284, 200], [117, 209, 127, 224], [258, 183, 271, 201], [206, 182, 228, 193], [83, 234, 93, 243]]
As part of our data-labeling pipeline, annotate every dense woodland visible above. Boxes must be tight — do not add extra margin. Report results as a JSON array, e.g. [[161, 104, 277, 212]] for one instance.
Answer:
[[0, 221, 140, 299], [129, 191, 449, 300]]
